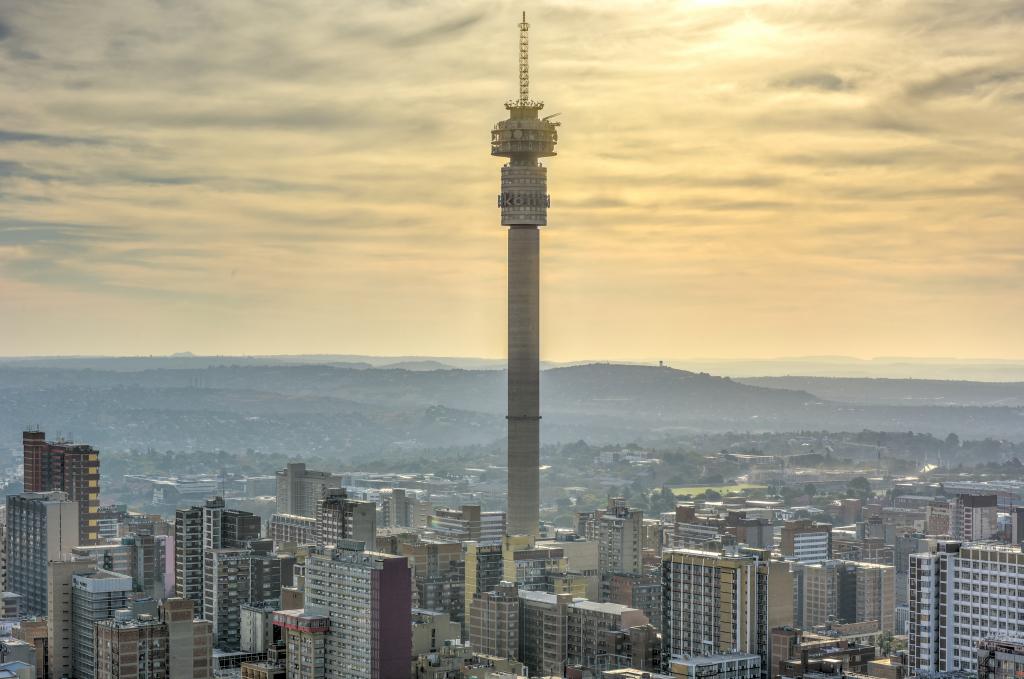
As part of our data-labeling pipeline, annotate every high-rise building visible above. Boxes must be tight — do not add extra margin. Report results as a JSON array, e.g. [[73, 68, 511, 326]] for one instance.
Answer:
[[519, 590, 575, 676], [796, 560, 894, 632], [411, 609, 462, 657], [95, 599, 214, 679], [399, 540, 464, 620], [909, 541, 1024, 674], [503, 534, 576, 593], [174, 497, 261, 609], [0, 505, 8, 592], [926, 500, 952, 536], [779, 520, 832, 564], [72, 533, 167, 600], [315, 488, 376, 548], [240, 601, 280, 654], [978, 639, 1024, 679], [95, 608, 168, 679], [602, 572, 662, 631], [204, 542, 281, 650], [428, 505, 505, 544], [6, 491, 79, 615], [469, 580, 519, 659], [268, 513, 316, 548], [11, 619, 48, 679], [165, 597, 215, 679], [23, 430, 101, 545], [662, 548, 793, 678], [303, 540, 412, 679], [463, 541, 505, 630], [566, 600, 649, 671], [275, 463, 342, 518], [71, 569, 133, 679], [48, 557, 98, 679], [492, 13, 560, 538], [272, 609, 329, 679], [950, 493, 998, 541], [378, 488, 431, 529], [598, 498, 644, 578]]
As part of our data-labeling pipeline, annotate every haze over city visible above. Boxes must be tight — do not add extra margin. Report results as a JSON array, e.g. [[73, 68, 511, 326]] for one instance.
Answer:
[[2, 0, 1022, 360]]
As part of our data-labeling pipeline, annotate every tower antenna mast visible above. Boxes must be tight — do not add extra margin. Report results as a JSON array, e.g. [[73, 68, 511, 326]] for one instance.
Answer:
[[518, 11, 530, 104]]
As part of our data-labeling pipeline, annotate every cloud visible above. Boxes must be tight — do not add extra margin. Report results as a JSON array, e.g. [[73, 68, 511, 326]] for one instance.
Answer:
[[0, 0, 1021, 359], [906, 66, 1023, 100], [390, 11, 486, 48], [775, 72, 854, 92], [0, 129, 104, 145]]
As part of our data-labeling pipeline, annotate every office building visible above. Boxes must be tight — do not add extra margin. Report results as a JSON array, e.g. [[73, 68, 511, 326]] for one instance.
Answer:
[[502, 534, 577, 593], [909, 541, 1024, 674], [12, 620, 48, 679], [411, 609, 462, 656], [165, 597, 214, 678], [315, 488, 376, 547], [662, 548, 793, 678], [174, 497, 261, 608], [519, 590, 574, 677], [603, 572, 662, 631], [399, 540, 464, 619], [668, 653, 761, 679], [241, 601, 280, 654], [275, 463, 342, 518], [22, 430, 101, 545], [926, 501, 952, 536], [303, 540, 411, 679], [598, 498, 644, 578], [95, 598, 214, 679], [203, 543, 281, 650], [979, 638, 1024, 679], [6, 492, 79, 615], [428, 505, 506, 544], [950, 494, 998, 542], [272, 609, 329, 679], [268, 513, 316, 548], [378, 488, 430, 529], [567, 599, 649, 672], [463, 541, 505, 629], [71, 569, 133, 679], [779, 520, 832, 564], [796, 560, 894, 632], [491, 12, 560, 538], [72, 533, 167, 600], [469, 581, 519, 659]]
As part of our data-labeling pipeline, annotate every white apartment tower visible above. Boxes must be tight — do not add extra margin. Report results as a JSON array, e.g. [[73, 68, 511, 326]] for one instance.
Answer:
[[910, 541, 1024, 674]]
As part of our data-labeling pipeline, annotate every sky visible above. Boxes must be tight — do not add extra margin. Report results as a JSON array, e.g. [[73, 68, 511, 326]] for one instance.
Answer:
[[1, 0, 1022, 361]]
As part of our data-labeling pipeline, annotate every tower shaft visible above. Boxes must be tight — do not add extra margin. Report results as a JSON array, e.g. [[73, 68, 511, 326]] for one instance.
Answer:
[[507, 225, 540, 537]]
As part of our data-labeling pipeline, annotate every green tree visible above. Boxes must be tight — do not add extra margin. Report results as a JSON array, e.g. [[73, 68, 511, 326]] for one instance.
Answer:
[[846, 476, 872, 500]]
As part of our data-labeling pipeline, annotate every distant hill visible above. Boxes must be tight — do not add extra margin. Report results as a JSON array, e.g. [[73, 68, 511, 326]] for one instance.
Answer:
[[738, 376, 1024, 407], [378, 360, 458, 371], [2, 361, 1024, 456]]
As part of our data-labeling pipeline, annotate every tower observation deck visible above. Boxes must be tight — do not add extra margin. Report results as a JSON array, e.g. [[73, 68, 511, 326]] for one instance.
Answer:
[[492, 12, 559, 538]]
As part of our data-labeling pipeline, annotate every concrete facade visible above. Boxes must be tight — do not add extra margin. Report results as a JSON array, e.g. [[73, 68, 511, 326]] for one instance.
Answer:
[[7, 492, 79, 616]]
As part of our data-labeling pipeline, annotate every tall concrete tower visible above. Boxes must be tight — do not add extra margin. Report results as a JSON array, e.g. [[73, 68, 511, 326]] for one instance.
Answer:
[[491, 13, 559, 538]]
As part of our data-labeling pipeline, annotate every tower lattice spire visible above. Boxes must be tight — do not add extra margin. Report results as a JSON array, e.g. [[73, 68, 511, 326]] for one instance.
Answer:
[[518, 11, 530, 104]]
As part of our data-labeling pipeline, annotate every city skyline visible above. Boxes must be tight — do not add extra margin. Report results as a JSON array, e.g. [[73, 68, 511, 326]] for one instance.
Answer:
[[1, 1, 1023, 360]]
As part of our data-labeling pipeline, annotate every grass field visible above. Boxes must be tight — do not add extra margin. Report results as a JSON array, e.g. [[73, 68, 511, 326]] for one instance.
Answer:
[[671, 483, 767, 496]]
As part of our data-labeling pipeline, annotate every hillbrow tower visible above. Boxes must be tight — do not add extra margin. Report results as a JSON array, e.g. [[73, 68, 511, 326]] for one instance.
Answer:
[[491, 12, 560, 538]]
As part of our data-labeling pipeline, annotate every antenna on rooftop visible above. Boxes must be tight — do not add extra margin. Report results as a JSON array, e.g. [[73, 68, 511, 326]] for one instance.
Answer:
[[518, 11, 530, 104]]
